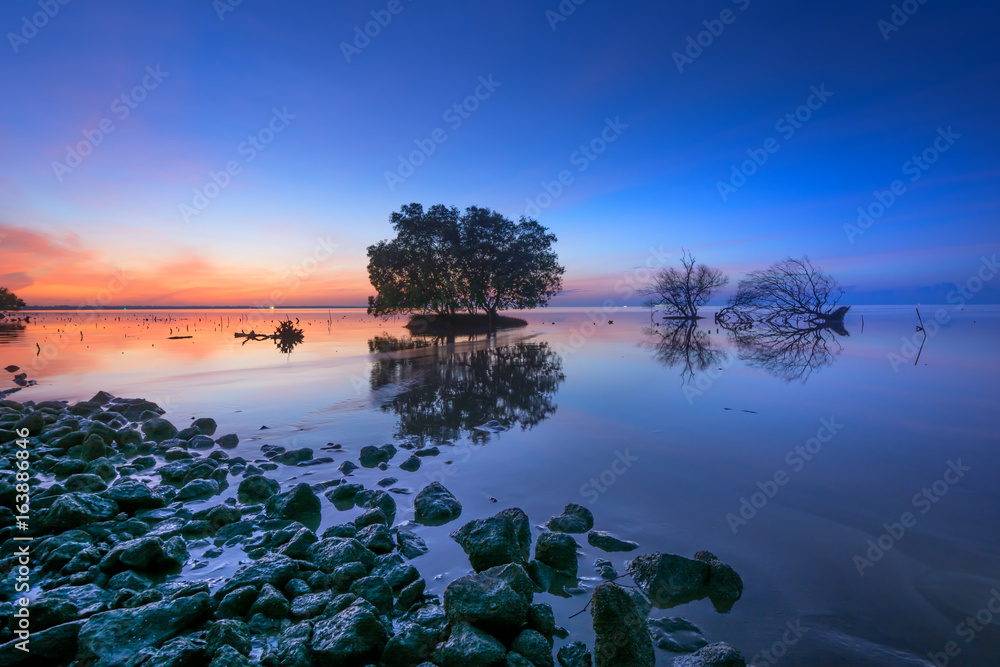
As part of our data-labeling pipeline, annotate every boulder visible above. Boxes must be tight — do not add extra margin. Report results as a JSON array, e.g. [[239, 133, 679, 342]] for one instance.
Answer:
[[265, 483, 321, 528], [215, 554, 299, 599], [557, 641, 593, 667], [141, 418, 178, 443], [310, 600, 390, 666], [236, 475, 279, 504], [77, 592, 212, 666], [587, 530, 638, 552], [627, 552, 710, 609], [694, 551, 743, 611], [545, 503, 593, 533], [451, 507, 531, 571], [511, 628, 555, 667], [672, 642, 748, 666], [535, 532, 579, 576], [310, 537, 376, 573], [42, 493, 118, 531], [434, 621, 506, 667], [103, 480, 164, 513], [590, 583, 654, 667], [414, 482, 462, 525], [444, 563, 534, 635]]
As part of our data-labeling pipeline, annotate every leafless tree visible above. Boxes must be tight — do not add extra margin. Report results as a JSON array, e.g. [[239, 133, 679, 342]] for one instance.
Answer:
[[641, 251, 728, 319], [643, 320, 727, 384], [726, 257, 848, 327]]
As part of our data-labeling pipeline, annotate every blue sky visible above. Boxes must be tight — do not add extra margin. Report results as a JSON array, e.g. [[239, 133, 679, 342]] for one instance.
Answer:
[[2, 0, 998, 305]]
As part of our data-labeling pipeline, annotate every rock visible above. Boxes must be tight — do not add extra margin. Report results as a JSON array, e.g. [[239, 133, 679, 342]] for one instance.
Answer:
[[72, 433, 108, 461], [527, 602, 556, 637], [310, 537, 376, 573], [434, 621, 507, 667], [647, 616, 708, 653], [399, 454, 421, 472], [0, 620, 83, 666], [355, 489, 397, 526], [332, 562, 369, 590], [64, 473, 108, 493], [310, 599, 390, 666], [103, 480, 164, 513], [451, 507, 531, 571], [370, 553, 420, 591], [349, 575, 393, 613], [396, 527, 429, 559], [276, 526, 318, 559], [627, 552, 710, 609], [191, 417, 217, 435], [141, 417, 178, 443], [339, 460, 358, 475], [359, 443, 396, 467], [189, 434, 216, 449], [444, 563, 534, 635], [587, 531, 639, 552], [356, 523, 395, 554], [216, 586, 257, 619], [354, 507, 388, 528], [395, 577, 426, 612], [557, 641, 592, 667], [99, 536, 186, 573], [205, 619, 251, 656], [511, 629, 555, 667], [414, 482, 462, 525], [209, 644, 252, 667], [175, 478, 220, 501], [236, 475, 279, 504], [381, 621, 438, 666], [546, 503, 593, 533], [672, 642, 748, 666], [290, 592, 331, 620], [535, 532, 579, 576], [274, 447, 313, 465], [693, 551, 744, 611], [215, 554, 299, 599], [590, 583, 654, 667], [269, 622, 312, 666], [132, 636, 207, 665], [248, 583, 290, 619], [327, 483, 363, 502], [77, 592, 212, 666], [14, 411, 45, 436], [42, 492, 118, 530], [265, 483, 321, 528], [215, 434, 239, 448]]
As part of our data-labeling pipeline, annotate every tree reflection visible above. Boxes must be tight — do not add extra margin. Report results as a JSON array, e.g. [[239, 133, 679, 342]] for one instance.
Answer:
[[369, 340, 565, 445], [728, 319, 848, 383], [643, 321, 727, 384]]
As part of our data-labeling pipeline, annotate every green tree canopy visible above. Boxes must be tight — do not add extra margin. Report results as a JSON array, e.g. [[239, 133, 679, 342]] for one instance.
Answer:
[[0, 287, 25, 313], [366, 203, 564, 319]]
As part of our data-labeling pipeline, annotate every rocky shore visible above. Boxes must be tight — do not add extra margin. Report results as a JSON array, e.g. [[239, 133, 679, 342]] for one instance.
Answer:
[[0, 393, 748, 666]]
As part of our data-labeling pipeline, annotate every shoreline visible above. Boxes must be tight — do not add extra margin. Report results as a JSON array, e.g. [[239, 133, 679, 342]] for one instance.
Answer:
[[0, 392, 747, 666]]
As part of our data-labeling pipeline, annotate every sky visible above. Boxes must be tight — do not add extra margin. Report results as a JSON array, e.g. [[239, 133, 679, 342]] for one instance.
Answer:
[[1, 0, 998, 307]]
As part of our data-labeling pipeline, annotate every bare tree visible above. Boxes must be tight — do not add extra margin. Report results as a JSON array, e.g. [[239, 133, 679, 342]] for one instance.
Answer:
[[726, 257, 848, 327], [641, 251, 728, 319], [643, 320, 727, 384]]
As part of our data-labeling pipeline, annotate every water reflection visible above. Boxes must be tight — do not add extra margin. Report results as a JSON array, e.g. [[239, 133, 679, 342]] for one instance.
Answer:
[[369, 339, 565, 445], [643, 321, 727, 384], [729, 319, 848, 383]]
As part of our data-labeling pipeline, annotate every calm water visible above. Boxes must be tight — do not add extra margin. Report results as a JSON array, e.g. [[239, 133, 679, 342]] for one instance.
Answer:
[[3, 306, 1000, 666]]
